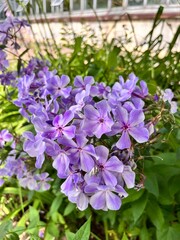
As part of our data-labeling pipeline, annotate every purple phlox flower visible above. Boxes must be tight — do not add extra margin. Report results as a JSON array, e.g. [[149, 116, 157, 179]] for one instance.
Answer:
[[52, 150, 70, 178], [0, 129, 13, 148], [17, 74, 35, 98], [42, 110, 76, 140], [162, 88, 174, 102], [0, 71, 16, 86], [59, 134, 96, 172], [170, 101, 177, 114], [61, 170, 89, 210], [146, 122, 155, 136], [0, 16, 29, 47], [111, 106, 149, 149], [85, 183, 127, 211], [4, 156, 27, 179], [35, 172, 53, 191], [91, 82, 111, 99], [69, 90, 87, 114], [38, 228, 45, 238], [116, 165, 135, 189], [93, 145, 124, 187], [47, 75, 72, 99], [108, 73, 139, 106], [0, 50, 9, 71], [19, 173, 38, 190], [72, 76, 94, 95], [23, 131, 46, 169], [83, 100, 114, 138], [132, 80, 148, 99], [161, 89, 177, 114]]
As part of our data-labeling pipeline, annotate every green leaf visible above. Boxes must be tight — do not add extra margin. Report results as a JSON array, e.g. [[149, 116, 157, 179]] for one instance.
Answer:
[[64, 202, 76, 216], [0, 220, 12, 239], [73, 216, 91, 240], [108, 46, 120, 69], [131, 191, 148, 222], [5, 232, 19, 240], [156, 224, 180, 240], [48, 193, 63, 217], [144, 172, 159, 198], [65, 231, 75, 240], [122, 232, 128, 240], [146, 198, 164, 229], [47, 222, 59, 238]]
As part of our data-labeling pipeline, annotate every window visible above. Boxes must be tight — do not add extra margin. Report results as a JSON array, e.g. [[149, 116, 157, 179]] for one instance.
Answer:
[[97, 0, 108, 8], [147, 0, 166, 4], [128, 0, 143, 6], [85, 0, 93, 9], [63, 0, 70, 11], [73, 0, 81, 10], [46, 0, 52, 13], [112, 0, 123, 7]]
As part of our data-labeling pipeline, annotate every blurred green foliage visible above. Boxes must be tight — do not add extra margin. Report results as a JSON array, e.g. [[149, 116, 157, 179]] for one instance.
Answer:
[[0, 5, 180, 240]]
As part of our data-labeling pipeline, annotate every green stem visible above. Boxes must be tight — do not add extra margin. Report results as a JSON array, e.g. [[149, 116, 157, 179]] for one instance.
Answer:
[[18, 184, 24, 214], [103, 219, 109, 240]]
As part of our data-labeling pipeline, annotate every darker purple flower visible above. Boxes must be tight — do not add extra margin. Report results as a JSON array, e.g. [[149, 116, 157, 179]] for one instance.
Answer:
[[73, 76, 94, 95], [94, 145, 124, 186], [112, 106, 149, 149], [47, 75, 71, 99], [59, 135, 96, 172], [43, 110, 76, 140], [83, 100, 114, 138]]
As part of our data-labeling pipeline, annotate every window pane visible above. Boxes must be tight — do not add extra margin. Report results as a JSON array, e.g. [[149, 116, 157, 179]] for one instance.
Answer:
[[73, 0, 81, 10], [46, 0, 51, 13], [63, 0, 70, 11], [97, 0, 108, 8], [112, 0, 123, 7], [128, 0, 143, 5], [169, 0, 179, 3], [85, 0, 93, 9], [147, 0, 166, 4]]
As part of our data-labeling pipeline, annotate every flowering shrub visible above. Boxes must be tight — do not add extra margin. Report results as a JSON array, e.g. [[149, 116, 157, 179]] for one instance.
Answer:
[[0, 15, 178, 215]]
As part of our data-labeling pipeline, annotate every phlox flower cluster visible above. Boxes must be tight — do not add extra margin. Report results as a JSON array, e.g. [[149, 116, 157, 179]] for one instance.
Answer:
[[1, 57, 152, 210], [0, 16, 178, 211]]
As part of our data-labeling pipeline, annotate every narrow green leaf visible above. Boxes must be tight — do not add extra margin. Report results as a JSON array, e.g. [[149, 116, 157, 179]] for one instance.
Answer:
[[73, 216, 91, 240], [64, 202, 76, 216], [0, 220, 12, 239]]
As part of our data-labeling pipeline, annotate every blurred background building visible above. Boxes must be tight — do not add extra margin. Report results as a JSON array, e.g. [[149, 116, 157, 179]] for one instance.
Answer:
[[0, 0, 179, 50]]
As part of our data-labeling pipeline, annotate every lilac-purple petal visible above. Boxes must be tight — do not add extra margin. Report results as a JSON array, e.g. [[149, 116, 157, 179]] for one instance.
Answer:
[[61, 75, 70, 87], [63, 125, 76, 139], [116, 131, 131, 150], [35, 154, 45, 169], [95, 145, 109, 164], [77, 192, 89, 211], [102, 170, 117, 186], [90, 191, 106, 210], [128, 110, 145, 126], [105, 156, 124, 172], [80, 151, 94, 172], [122, 166, 135, 188], [129, 126, 149, 143], [115, 106, 128, 124], [84, 105, 99, 119], [62, 110, 74, 126], [106, 191, 121, 210]]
